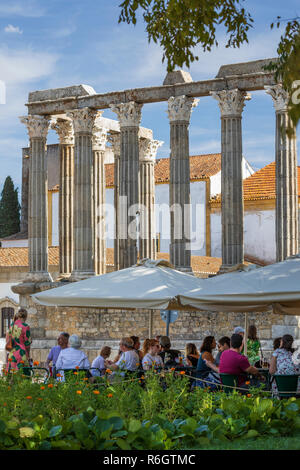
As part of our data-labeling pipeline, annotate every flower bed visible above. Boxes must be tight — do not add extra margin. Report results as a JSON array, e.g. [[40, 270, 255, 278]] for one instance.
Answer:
[[0, 369, 299, 450]]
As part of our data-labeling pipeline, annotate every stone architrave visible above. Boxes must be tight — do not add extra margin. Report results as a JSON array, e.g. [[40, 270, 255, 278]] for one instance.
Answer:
[[19, 115, 52, 282], [51, 118, 74, 278], [108, 133, 121, 271], [139, 138, 163, 260], [110, 102, 143, 269], [92, 114, 108, 275], [66, 107, 99, 280], [265, 84, 298, 261], [211, 89, 251, 270], [167, 95, 198, 272]]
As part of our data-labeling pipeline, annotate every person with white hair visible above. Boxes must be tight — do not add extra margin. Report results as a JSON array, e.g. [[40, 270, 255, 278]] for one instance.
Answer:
[[55, 334, 90, 377]]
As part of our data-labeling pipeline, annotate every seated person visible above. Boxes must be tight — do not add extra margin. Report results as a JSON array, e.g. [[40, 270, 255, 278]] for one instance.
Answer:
[[195, 336, 220, 388], [158, 336, 180, 366], [270, 334, 300, 393], [46, 332, 69, 371], [142, 339, 164, 370], [205, 334, 263, 388], [105, 337, 139, 373], [130, 336, 143, 364], [91, 346, 111, 377], [215, 336, 230, 366], [185, 343, 199, 367], [55, 334, 90, 380]]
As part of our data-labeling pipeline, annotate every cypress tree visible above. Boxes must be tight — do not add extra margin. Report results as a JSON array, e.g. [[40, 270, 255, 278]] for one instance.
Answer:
[[0, 176, 21, 238]]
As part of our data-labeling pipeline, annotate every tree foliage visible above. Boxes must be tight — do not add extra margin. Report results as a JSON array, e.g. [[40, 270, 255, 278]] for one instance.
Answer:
[[0, 176, 20, 239], [118, 0, 253, 71]]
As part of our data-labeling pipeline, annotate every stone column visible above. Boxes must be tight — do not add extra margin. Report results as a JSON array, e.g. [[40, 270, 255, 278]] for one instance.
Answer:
[[108, 133, 121, 271], [92, 115, 108, 275], [139, 138, 163, 260], [110, 102, 143, 269], [265, 85, 298, 261], [167, 95, 198, 272], [51, 118, 74, 278], [66, 107, 99, 280], [211, 89, 251, 270], [19, 115, 52, 282]]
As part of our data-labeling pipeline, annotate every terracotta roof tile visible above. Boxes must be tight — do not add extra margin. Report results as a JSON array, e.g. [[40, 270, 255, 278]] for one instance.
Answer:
[[210, 162, 300, 203]]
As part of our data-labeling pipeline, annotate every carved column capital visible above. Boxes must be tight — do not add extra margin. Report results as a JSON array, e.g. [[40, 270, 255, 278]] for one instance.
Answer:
[[265, 84, 289, 112], [66, 107, 100, 134], [139, 138, 163, 162], [51, 118, 74, 145], [110, 101, 143, 127], [210, 89, 251, 116], [19, 115, 50, 139], [167, 95, 199, 122]]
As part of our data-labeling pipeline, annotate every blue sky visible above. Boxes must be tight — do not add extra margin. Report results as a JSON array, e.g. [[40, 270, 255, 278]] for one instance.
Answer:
[[0, 0, 299, 195]]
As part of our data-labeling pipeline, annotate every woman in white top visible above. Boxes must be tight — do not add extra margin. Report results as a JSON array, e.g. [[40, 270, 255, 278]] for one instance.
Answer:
[[142, 339, 164, 370], [55, 334, 90, 380], [106, 337, 139, 373], [91, 346, 111, 377]]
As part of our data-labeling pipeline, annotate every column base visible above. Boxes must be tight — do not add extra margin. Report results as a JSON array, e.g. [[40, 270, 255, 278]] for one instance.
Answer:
[[69, 271, 96, 282], [218, 263, 245, 275], [56, 273, 72, 282], [175, 266, 194, 275], [25, 272, 53, 283]]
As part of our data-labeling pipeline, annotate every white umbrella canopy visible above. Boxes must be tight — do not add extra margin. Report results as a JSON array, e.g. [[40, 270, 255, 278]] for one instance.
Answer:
[[178, 255, 300, 315], [31, 259, 203, 310]]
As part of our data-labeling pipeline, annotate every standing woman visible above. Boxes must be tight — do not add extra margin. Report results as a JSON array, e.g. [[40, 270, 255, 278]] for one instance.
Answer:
[[247, 325, 261, 366], [6, 308, 32, 371]]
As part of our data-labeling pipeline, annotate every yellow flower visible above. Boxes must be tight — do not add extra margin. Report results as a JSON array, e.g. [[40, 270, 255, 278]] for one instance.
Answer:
[[19, 427, 35, 438]]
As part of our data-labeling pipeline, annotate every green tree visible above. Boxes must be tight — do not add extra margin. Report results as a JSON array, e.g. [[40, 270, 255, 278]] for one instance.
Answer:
[[118, 1, 300, 129], [0, 176, 21, 239]]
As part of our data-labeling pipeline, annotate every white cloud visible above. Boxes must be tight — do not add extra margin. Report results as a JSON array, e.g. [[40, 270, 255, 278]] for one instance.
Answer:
[[0, 1, 45, 17], [4, 24, 23, 34]]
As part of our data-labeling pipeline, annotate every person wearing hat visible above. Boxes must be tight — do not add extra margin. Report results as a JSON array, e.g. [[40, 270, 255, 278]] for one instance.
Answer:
[[55, 334, 90, 376], [158, 336, 180, 367], [233, 326, 245, 337]]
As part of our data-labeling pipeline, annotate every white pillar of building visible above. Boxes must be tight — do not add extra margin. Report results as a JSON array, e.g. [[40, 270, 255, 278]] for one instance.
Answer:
[[110, 102, 143, 269], [19, 115, 52, 282], [108, 133, 121, 271], [265, 84, 298, 261], [51, 118, 74, 278], [167, 95, 198, 272], [66, 107, 99, 281], [211, 89, 251, 270], [92, 114, 108, 275], [139, 138, 163, 260]]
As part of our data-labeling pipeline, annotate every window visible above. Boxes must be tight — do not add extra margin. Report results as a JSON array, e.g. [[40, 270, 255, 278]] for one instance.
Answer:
[[1, 308, 14, 337]]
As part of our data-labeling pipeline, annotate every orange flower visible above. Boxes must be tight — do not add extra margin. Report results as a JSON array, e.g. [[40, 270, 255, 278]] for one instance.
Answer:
[[107, 393, 113, 398], [20, 360, 25, 364], [48, 384, 53, 389], [141, 376, 145, 380], [83, 377, 88, 381], [93, 390, 100, 395], [170, 367, 175, 371], [73, 371, 78, 375], [33, 361, 39, 366], [105, 369, 112, 374], [3, 403, 7, 407], [180, 371, 186, 375], [7, 386, 11, 391], [26, 396, 32, 400], [56, 373, 62, 378], [40, 386, 45, 390], [8, 358, 12, 362], [76, 390, 82, 395], [247, 393, 251, 398], [245, 381, 250, 385], [75, 366, 79, 370], [37, 398, 43, 401]]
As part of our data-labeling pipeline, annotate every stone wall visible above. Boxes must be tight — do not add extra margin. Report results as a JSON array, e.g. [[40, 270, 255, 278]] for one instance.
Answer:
[[17, 293, 300, 365]]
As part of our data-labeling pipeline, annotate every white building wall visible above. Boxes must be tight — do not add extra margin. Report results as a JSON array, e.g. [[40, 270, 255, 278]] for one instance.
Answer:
[[51, 192, 59, 246]]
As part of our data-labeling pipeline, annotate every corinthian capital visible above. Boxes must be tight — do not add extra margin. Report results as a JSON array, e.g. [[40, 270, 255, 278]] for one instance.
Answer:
[[107, 133, 121, 154], [66, 107, 100, 134], [139, 138, 164, 162], [265, 84, 289, 112], [167, 95, 199, 122], [19, 115, 50, 139], [110, 101, 143, 127], [51, 118, 74, 145], [210, 89, 251, 116]]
